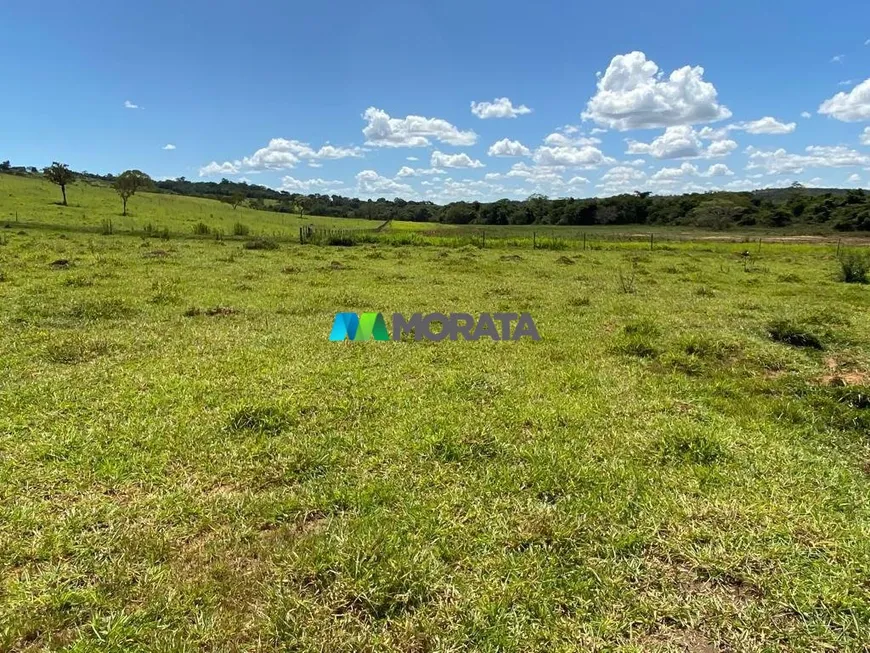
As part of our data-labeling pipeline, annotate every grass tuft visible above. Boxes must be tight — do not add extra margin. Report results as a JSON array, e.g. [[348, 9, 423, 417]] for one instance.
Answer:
[[658, 430, 727, 465], [243, 237, 279, 250], [227, 405, 292, 434], [839, 251, 869, 284], [43, 337, 111, 364], [767, 319, 824, 349]]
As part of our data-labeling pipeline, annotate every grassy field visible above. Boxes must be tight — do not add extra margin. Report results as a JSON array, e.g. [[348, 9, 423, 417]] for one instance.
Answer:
[[2, 176, 870, 651], [0, 174, 395, 237]]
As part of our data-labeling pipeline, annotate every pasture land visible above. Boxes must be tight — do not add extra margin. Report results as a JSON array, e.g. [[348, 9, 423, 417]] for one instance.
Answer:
[[1, 176, 870, 651]]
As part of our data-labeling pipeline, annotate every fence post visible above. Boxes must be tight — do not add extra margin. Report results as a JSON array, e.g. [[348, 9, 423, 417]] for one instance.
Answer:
[[650, 233, 654, 251], [583, 232, 586, 251], [837, 238, 842, 258], [299, 227, 303, 244], [757, 237, 762, 254], [533, 231, 536, 249]]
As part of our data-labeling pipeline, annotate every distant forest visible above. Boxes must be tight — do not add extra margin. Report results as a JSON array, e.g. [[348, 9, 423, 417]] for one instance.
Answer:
[[3, 160, 870, 231]]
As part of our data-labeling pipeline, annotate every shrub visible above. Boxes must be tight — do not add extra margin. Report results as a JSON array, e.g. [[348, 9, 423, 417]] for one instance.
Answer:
[[243, 237, 279, 250], [100, 219, 113, 235], [839, 252, 869, 284], [326, 234, 357, 246], [233, 222, 250, 237], [193, 222, 211, 235], [767, 319, 824, 350]]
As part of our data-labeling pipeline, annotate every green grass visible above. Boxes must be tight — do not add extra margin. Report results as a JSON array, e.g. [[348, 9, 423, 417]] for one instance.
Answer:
[[0, 173, 403, 237], [2, 175, 870, 650]]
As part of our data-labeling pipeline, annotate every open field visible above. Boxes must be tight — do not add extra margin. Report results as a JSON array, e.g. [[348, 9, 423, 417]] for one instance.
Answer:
[[0, 174, 392, 237], [2, 177, 870, 651]]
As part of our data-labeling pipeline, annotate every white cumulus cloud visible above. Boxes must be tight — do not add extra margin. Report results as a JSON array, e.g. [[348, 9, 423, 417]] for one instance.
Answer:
[[819, 79, 870, 121], [487, 138, 532, 157], [199, 138, 363, 175], [731, 116, 796, 134], [162, 144, 176, 150], [355, 170, 416, 197], [431, 151, 485, 168], [470, 97, 533, 119], [532, 135, 615, 168], [801, 111, 812, 119], [199, 161, 240, 177], [626, 125, 736, 159], [583, 51, 731, 130], [543, 132, 601, 147], [651, 162, 698, 181], [280, 176, 345, 192], [396, 166, 444, 177], [861, 127, 870, 145], [124, 100, 140, 109], [362, 107, 476, 147], [746, 145, 870, 174], [702, 163, 734, 177]]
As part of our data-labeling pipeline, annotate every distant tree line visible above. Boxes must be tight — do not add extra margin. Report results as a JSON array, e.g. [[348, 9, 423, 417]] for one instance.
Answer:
[[3, 159, 870, 231], [146, 176, 870, 232]]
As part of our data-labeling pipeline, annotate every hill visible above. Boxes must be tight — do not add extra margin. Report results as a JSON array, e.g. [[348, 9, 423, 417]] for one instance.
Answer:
[[3, 162, 870, 232]]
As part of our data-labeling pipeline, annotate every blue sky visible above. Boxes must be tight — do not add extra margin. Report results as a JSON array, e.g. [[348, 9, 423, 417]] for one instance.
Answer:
[[3, 0, 870, 201]]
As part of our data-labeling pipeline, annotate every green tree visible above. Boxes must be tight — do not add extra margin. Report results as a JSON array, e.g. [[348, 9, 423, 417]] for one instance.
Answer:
[[230, 192, 246, 209], [43, 162, 75, 205], [113, 169, 151, 216], [0, 160, 10, 171]]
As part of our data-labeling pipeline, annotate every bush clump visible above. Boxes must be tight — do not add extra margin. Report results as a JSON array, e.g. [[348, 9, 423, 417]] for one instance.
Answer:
[[839, 252, 869, 284]]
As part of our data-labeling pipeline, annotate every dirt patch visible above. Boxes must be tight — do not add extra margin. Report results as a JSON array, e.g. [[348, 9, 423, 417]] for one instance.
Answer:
[[642, 627, 719, 652], [819, 356, 870, 386], [143, 249, 169, 258], [556, 256, 575, 265], [184, 306, 238, 317], [49, 259, 70, 269], [499, 254, 523, 262], [259, 510, 329, 541], [328, 261, 349, 270]]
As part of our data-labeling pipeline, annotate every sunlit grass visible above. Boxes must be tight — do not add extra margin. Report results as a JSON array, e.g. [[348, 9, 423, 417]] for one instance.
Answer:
[[1, 174, 870, 650]]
